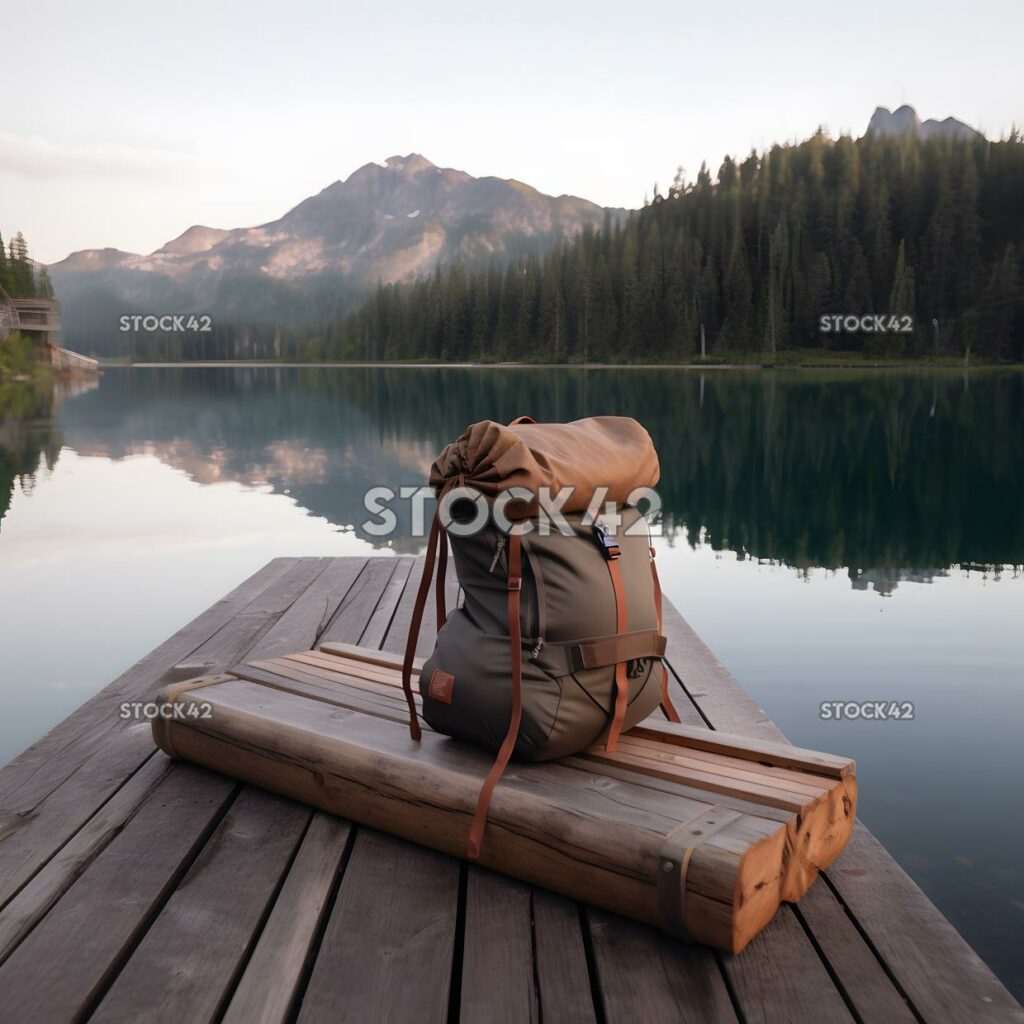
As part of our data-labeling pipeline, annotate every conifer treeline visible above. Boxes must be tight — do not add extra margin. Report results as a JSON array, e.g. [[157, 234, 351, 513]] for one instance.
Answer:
[[308, 130, 1024, 362], [0, 231, 54, 301]]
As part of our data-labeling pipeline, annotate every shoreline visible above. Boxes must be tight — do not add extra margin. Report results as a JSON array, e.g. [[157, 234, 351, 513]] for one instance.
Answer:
[[99, 359, 1021, 371]]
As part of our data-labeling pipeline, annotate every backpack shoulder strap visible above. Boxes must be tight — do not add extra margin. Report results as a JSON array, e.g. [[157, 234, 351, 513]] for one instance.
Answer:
[[467, 530, 524, 860]]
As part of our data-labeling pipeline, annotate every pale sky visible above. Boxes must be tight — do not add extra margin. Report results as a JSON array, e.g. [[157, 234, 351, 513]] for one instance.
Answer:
[[2, 0, 1021, 264]]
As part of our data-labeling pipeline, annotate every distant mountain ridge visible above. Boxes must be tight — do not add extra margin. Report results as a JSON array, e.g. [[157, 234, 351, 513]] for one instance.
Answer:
[[50, 154, 621, 349], [866, 105, 983, 142]]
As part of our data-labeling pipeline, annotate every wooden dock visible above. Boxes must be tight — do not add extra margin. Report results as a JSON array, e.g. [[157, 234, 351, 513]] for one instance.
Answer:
[[0, 556, 1020, 1023]]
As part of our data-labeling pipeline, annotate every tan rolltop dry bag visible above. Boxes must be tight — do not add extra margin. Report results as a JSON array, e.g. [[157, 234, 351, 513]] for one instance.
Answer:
[[402, 415, 680, 858]]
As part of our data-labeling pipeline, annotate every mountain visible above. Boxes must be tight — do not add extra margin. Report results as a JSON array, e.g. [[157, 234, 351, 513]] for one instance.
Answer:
[[48, 155, 621, 351], [866, 104, 983, 142]]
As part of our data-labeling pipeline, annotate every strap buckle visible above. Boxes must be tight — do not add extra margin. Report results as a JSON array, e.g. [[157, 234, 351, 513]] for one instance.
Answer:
[[508, 576, 522, 592], [592, 522, 621, 560]]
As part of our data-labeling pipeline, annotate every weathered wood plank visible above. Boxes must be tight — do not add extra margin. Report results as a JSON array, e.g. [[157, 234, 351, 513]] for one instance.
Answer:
[[587, 910, 738, 1023], [318, 558, 403, 646], [793, 879, 918, 1024], [358, 555, 416, 649], [0, 765, 236, 1023], [460, 869, 539, 1023], [222, 813, 352, 1024], [0, 724, 159, 910], [0, 753, 172, 964], [245, 558, 369, 662], [176, 558, 332, 676], [90, 788, 311, 1024], [297, 829, 460, 1024], [532, 891, 599, 1024], [720, 908, 856, 1023]]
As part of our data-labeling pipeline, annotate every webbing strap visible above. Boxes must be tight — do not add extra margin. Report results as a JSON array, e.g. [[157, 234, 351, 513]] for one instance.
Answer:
[[650, 546, 681, 723], [605, 557, 630, 751], [467, 531, 524, 860], [401, 512, 445, 742]]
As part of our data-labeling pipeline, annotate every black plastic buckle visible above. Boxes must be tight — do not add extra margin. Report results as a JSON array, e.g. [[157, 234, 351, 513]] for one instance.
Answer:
[[592, 522, 621, 559]]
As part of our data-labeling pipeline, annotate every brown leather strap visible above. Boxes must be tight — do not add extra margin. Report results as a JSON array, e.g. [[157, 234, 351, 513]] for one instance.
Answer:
[[155, 675, 232, 759], [508, 415, 537, 425], [467, 531, 524, 860], [650, 546, 681, 723], [569, 629, 666, 671], [436, 524, 449, 629], [402, 511, 445, 741], [605, 556, 630, 751], [657, 807, 743, 939]]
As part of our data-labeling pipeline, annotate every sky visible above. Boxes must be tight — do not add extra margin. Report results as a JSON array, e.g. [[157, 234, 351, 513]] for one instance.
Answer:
[[2, 0, 1022, 265]]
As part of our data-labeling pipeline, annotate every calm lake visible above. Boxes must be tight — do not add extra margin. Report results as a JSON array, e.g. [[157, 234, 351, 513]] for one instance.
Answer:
[[1, 365, 1022, 996]]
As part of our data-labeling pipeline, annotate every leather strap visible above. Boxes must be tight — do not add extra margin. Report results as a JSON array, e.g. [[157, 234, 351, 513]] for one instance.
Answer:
[[508, 415, 537, 425], [650, 546, 681, 723], [604, 556, 630, 751], [570, 629, 666, 671], [156, 675, 231, 758], [656, 807, 742, 939], [436, 524, 449, 630], [467, 530, 524, 860], [402, 511, 445, 741]]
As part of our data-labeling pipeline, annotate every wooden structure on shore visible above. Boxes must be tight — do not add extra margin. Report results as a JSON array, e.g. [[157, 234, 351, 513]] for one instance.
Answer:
[[0, 288, 98, 373], [0, 556, 1020, 1022]]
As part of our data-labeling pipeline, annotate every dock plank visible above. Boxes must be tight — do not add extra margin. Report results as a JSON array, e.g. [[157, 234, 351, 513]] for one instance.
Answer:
[[532, 891, 599, 1024], [460, 869, 539, 1023], [244, 557, 369, 662], [719, 909, 855, 1023], [793, 880, 918, 1024], [587, 910, 738, 1023], [222, 813, 352, 1024], [0, 753, 172, 964], [0, 765, 236, 1023], [298, 830, 460, 1024], [318, 557, 404, 646], [91, 788, 311, 1024]]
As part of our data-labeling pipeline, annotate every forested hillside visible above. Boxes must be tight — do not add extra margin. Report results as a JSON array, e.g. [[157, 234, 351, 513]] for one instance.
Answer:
[[313, 130, 1024, 363]]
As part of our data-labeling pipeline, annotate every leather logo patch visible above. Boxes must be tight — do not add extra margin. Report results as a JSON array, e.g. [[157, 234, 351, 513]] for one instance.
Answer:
[[627, 657, 649, 679], [428, 668, 455, 704]]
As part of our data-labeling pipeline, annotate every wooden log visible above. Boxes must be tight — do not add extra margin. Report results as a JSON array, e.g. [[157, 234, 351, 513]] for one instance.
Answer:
[[152, 665, 856, 954], [242, 648, 856, 901]]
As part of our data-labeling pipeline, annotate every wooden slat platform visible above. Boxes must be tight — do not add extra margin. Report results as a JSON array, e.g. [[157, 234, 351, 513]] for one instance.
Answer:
[[0, 556, 1020, 1023]]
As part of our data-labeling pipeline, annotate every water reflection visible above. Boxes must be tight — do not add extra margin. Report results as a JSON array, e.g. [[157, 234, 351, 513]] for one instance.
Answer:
[[14, 366, 1022, 587], [1, 365, 1022, 998]]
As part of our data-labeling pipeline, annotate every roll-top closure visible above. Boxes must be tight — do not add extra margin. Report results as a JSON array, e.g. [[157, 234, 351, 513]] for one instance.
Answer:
[[429, 416, 660, 517]]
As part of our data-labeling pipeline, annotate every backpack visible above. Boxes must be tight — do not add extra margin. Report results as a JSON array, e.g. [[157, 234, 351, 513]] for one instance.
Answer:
[[401, 415, 679, 858]]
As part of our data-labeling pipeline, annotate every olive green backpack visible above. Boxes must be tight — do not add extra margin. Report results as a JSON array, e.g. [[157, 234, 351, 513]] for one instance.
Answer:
[[401, 416, 679, 858]]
